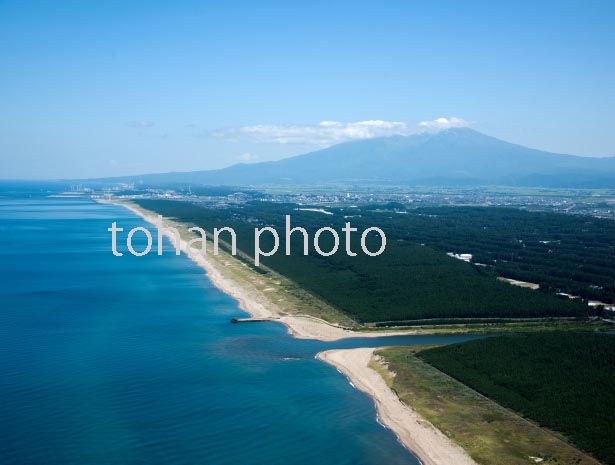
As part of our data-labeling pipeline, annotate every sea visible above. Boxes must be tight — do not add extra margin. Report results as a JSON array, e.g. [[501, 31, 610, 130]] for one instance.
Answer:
[[0, 196, 479, 465]]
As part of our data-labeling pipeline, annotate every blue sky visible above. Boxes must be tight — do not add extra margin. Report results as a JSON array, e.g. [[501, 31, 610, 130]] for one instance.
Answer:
[[1, 0, 614, 179]]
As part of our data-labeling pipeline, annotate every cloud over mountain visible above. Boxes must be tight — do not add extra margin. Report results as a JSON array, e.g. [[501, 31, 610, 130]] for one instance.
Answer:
[[212, 120, 412, 146], [418, 117, 471, 131], [213, 120, 412, 146], [213, 118, 471, 146]]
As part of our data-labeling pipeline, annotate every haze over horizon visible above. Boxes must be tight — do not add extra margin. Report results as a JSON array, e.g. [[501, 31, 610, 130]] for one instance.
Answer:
[[1, 0, 614, 179]]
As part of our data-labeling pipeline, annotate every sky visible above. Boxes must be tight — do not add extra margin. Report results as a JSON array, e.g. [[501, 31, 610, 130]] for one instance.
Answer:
[[1, 0, 614, 179]]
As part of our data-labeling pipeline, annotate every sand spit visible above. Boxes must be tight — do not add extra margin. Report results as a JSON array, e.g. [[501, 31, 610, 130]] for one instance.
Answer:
[[317, 348, 477, 465]]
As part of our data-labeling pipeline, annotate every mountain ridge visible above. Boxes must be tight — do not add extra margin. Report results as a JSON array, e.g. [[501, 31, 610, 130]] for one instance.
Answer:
[[92, 128, 615, 187]]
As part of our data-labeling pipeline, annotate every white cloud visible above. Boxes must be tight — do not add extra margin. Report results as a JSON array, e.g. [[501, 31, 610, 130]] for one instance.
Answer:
[[213, 117, 472, 147], [238, 152, 258, 162], [213, 120, 414, 146], [127, 120, 155, 128], [418, 117, 470, 131]]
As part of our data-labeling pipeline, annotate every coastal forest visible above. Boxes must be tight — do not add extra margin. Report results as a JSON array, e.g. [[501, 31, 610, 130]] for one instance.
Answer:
[[418, 332, 615, 464], [133, 199, 600, 323], [378, 206, 615, 304]]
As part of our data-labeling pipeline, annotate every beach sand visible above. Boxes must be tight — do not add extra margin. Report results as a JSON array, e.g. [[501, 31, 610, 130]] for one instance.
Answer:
[[100, 199, 423, 341], [317, 348, 477, 465], [100, 198, 477, 464]]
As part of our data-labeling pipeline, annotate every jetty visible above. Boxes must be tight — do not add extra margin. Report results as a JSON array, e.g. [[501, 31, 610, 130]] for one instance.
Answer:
[[231, 317, 279, 324]]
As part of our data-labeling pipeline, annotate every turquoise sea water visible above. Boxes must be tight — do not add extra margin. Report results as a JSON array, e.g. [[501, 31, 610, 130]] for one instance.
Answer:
[[0, 198, 479, 465]]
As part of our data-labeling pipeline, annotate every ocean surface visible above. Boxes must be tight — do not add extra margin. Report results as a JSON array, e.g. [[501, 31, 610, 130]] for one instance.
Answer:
[[0, 198, 480, 465]]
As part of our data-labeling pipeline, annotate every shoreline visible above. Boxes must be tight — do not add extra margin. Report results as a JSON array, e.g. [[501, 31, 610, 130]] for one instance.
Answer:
[[317, 348, 477, 465], [99, 198, 461, 464], [95, 198, 604, 465], [98, 198, 424, 341]]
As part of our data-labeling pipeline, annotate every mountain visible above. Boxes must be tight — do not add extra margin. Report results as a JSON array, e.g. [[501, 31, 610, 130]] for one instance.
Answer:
[[95, 128, 615, 187]]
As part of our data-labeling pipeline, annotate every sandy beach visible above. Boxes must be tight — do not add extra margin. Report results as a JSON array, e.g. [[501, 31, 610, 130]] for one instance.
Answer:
[[99, 199, 424, 341], [317, 348, 477, 465], [101, 198, 478, 463]]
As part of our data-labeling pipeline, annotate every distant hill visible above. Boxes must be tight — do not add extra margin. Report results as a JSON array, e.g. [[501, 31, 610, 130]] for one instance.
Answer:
[[95, 128, 615, 187]]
